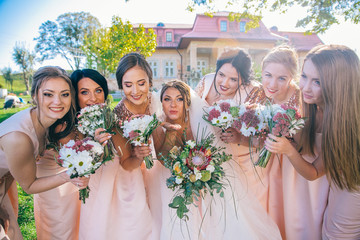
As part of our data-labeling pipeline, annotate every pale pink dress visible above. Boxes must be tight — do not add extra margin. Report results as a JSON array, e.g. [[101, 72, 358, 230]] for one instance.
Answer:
[[195, 74, 270, 211], [322, 184, 360, 239], [281, 133, 329, 240], [0, 108, 38, 240], [78, 99, 152, 240], [34, 148, 80, 240]]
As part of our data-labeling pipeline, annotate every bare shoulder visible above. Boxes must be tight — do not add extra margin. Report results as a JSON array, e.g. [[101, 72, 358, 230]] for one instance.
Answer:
[[0, 131, 34, 156]]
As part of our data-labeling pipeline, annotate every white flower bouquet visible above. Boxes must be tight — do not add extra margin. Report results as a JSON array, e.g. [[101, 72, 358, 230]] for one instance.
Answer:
[[56, 138, 107, 203], [120, 113, 161, 169], [77, 100, 117, 161]]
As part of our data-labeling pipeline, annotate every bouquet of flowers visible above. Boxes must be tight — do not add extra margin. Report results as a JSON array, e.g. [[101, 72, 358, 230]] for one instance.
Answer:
[[120, 113, 161, 169], [160, 133, 232, 220], [77, 99, 117, 161], [56, 138, 107, 203], [257, 104, 306, 168], [203, 99, 239, 131], [232, 103, 267, 137]]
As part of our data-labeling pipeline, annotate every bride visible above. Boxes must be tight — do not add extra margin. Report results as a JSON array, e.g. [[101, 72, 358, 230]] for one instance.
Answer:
[[140, 80, 281, 240]]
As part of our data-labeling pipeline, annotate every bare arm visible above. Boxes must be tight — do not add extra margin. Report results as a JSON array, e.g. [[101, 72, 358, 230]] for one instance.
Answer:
[[264, 134, 325, 180], [111, 128, 143, 171], [1, 132, 71, 194]]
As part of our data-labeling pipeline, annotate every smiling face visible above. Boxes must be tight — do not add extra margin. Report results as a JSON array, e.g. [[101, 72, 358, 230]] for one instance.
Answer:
[[299, 59, 324, 107], [77, 77, 105, 109], [122, 66, 150, 106], [215, 63, 240, 97], [262, 62, 293, 102], [37, 77, 72, 125], [162, 87, 185, 123]]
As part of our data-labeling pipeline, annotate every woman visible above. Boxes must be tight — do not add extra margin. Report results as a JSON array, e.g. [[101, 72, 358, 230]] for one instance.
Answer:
[[265, 45, 360, 239], [0, 66, 88, 240], [247, 45, 308, 239], [146, 79, 281, 240], [34, 69, 110, 240]]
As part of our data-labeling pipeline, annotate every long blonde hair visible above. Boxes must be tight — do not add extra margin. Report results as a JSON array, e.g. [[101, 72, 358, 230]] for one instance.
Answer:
[[300, 45, 360, 191]]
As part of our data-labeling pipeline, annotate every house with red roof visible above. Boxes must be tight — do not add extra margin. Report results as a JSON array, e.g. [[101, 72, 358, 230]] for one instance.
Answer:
[[134, 12, 323, 88]]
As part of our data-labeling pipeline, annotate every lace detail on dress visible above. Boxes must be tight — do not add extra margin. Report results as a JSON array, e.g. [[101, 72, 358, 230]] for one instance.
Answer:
[[245, 85, 268, 104], [114, 98, 151, 122], [194, 76, 206, 98]]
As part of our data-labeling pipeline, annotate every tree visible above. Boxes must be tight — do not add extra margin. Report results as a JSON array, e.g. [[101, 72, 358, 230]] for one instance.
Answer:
[[1, 67, 14, 91], [82, 16, 157, 77], [12, 42, 36, 94], [187, 0, 360, 33], [35, 12, 101, 70]]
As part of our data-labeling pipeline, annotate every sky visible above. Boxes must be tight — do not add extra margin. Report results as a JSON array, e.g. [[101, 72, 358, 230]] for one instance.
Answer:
[[1, 0, 360, 72]]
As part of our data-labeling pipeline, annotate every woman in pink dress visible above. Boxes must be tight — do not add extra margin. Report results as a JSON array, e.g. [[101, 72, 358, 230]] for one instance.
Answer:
[[34, 69, 110, 240], [0, 66, 88, 240], [144, 79, 281, 239], [79, 54, 157, 239], [265, 45, 360, 239]]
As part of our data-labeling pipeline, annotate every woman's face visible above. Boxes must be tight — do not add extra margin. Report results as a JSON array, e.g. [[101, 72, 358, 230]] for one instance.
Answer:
[[77, 77, 105, 109], [262, 62, 293, 101], [122, 66, 150, 106], [37, 77, 72, 123], [162, 87, 185, 123], [215, 63, 240, 97], [299, 59, 324, 106]]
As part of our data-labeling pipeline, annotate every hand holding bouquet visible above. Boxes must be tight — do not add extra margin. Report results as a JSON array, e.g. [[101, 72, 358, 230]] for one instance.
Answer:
[[160, 133, 232, 220], [257, 104, 305, 168], [203, 99, 239, 132], [77, 100, 117, 161], [120, 113, 161, 169], [56, 138, 107, 203]]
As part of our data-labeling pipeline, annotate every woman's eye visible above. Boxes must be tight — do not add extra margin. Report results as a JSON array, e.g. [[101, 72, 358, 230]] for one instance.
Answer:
[[177, 98, 184, 102], [279, 77, 286, 81], [163, 97, 170, 101], [314, 80, 320, 86], [301, 74, 307, 79], [139, 82, 145, 86], [124, 84, 132, 88], [219, 72, 225, 77], [43, 93, 52, 97], [265, 73, 271, 77], [62, 93, 70, 97], [80, 91, 89, 95], [231, 78, 238, 82], [96, 89, 103, 94]]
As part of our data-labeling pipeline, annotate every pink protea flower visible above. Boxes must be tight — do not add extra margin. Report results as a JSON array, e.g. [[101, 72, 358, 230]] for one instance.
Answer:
[[186, 148, 211, 170], [208, 108, 221, 121], [219, 102, 231, 113]]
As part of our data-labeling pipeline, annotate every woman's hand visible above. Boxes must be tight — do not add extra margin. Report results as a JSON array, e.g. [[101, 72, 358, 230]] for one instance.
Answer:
[[94, 128, 112, 146], [132, 144, 152, 159], [220, 128, 242, 144], [264, 134, 294, 155], [67, 176, 90, 190], [161, 122, 182, 131]]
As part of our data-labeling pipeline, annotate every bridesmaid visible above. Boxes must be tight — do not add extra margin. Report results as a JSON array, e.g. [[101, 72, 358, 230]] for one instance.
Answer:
[[34, 69, 109, 240], [246, 45, 305, 239], [265, 45, 360, 239], [0, 66, 88, 240]]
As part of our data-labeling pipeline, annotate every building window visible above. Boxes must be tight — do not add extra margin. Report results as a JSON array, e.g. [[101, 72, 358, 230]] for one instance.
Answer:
[[166, 32, 172, 42], [220, 20, 227, 32], [197, 60, 207, 77], [165, 61, 175, 77], [239, 21, 246, 32], [149, 61, 158, 78]]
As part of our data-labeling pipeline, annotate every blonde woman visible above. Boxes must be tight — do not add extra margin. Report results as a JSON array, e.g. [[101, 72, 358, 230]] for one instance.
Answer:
[[265, 45, 360, 239]]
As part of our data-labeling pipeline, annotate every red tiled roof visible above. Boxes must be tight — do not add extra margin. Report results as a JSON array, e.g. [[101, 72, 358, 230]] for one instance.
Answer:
[[133, 23, 193, 29], [272, 31, 324, 51]]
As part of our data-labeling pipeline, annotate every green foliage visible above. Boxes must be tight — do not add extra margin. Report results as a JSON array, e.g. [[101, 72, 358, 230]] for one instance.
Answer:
[[188, 0, 360, 33], [35, 12, 101, 70], [82, 16, 157, 77], [1, 67, 14, 91], [12, 42, 36, 92], [0, 73, 30, 95], [17, 184, 37, 239]]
